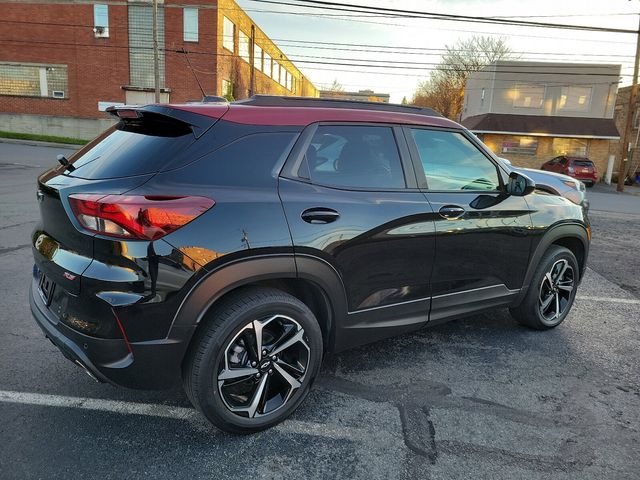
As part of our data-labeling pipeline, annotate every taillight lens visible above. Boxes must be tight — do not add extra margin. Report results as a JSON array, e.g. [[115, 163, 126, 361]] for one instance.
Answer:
[[68, 194, 214, 240]]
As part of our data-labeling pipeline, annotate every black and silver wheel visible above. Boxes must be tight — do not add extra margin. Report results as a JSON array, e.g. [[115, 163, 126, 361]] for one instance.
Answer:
[[183, 287, 322, 433], [510, 245, 579, 329]]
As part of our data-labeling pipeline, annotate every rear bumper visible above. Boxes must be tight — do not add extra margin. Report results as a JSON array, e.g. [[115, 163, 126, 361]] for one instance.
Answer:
[[30, 279, 194, 390]]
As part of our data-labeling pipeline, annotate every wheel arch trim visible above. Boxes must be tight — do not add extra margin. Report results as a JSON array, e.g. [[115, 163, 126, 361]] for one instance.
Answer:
[[518, 222, 589, 302], [168, 253, 348, 351]]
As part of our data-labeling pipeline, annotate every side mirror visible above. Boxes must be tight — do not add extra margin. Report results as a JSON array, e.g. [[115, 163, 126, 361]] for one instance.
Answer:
[[507, 171, 535, 196]]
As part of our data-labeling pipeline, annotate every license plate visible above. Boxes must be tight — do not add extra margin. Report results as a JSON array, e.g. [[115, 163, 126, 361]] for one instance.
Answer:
[[38, 272, 55, 306], [581, 168, 589, 173]]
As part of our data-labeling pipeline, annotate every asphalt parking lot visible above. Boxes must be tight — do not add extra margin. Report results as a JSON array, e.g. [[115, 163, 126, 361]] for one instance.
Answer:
[[1, 141, 639, 479]]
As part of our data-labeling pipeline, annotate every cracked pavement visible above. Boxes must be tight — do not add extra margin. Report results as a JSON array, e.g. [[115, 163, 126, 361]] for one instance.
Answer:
[[0, 142, 639, 479]]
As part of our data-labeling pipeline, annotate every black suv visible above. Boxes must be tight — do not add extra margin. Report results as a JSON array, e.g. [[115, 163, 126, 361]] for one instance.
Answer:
[[30, 96, 589, 433]]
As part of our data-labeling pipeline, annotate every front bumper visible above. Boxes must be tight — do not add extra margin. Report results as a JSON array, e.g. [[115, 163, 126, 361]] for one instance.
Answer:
[[30, 278, 193, 390]]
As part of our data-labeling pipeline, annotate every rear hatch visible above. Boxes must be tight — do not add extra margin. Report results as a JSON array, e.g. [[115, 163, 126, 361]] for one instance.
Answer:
[[33, 104, 225, 292], [571, 159, 596, 176]]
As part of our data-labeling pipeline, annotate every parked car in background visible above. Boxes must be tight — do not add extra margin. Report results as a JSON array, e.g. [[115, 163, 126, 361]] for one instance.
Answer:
[[540, 156, 598, 187], [30, 96, 590, 433], [498, 158, 588, 210]]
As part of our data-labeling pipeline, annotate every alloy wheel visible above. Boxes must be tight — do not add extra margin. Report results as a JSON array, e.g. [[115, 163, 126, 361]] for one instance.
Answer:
[[217, 314, 310, 418], [538, 259, 575, 323]]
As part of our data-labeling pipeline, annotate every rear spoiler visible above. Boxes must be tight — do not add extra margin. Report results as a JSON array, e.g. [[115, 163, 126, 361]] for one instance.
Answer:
[[106, 104, 227, 139]]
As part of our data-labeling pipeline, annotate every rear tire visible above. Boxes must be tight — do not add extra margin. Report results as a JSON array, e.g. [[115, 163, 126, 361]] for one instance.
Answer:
[[183, 287, 323, 434], [510, 245, 579, 330]]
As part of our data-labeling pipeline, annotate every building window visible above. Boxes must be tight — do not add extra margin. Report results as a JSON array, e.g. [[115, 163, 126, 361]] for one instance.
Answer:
[[222, 17, 235, 52], [553, 138, 588, 157], [129, 5, 165, 88], [480, 88, 485, 107], [501, 137, 538, 156], [238, 31, 250, 63], [292, 76, 296, 93], [279, 65, 285, 86], [270, 59, 277, 80], [513, 84, 545, 108], [558, 86, 592, 112], [254, 44, 262, 72], [0, 63, 68, 98], [263, 51, 272, 77], [183, 8, 198, 42], [93, 4, 109, 38], [286, 71, 291, 91]]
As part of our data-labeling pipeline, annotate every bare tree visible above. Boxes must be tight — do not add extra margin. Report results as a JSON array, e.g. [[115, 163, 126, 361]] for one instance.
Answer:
[[412, 36, 514, 119], [323, 79, 345, 98]]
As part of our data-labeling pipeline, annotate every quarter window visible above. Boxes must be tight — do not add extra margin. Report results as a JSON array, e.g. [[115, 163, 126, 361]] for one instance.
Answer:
[[410, 129, 500, 191], [304, 125, 405, 189]]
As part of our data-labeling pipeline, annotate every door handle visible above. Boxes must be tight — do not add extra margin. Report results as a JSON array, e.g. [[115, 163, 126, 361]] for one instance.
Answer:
[[301, 207, 340, 224], [439, 205, 465, 219]]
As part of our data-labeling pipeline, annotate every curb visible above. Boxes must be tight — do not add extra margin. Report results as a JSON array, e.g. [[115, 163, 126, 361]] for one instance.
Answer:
[[0, 138, 83, 150]]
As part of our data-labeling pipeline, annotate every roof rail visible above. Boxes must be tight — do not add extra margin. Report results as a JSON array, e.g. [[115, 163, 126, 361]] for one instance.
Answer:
[[234, 95, 442, 117]]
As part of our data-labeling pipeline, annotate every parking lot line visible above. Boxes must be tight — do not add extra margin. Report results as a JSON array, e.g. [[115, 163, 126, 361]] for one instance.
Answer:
[[576, 296, 640, 305], [0, 389, 379, 441]]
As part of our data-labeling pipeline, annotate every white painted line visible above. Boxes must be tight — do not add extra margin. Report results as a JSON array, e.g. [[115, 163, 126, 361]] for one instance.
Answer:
[[0, 390, 196, 420], [576, 296, 640, 305], [0, 390, 376, 441]]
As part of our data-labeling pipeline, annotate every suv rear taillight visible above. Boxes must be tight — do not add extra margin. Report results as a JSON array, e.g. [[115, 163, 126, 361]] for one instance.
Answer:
[[68, 194, 214, 240]]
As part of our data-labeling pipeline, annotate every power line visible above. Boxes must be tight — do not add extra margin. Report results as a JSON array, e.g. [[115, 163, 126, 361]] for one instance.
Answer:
[[248, 0, 639, 34], [0, 37, 628, 77], [0, 19, 634, 67]]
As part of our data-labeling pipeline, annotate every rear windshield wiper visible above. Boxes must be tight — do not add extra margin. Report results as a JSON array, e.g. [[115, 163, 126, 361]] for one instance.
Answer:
[[57, 154, 75, 172]]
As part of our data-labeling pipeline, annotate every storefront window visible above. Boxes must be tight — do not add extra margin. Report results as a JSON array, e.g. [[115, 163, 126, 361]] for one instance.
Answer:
[[501, 137, 538, 156]]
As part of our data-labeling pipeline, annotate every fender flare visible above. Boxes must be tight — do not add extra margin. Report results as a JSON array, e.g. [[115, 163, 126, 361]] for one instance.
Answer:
[[168, 253, 348, 352], [517, 222, 589, 303]]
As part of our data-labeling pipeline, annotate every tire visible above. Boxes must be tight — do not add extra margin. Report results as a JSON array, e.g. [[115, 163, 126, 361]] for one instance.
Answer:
[[510, 245, 579, 330], [585, 182, 594, 188], [183, 286, 323, 434]]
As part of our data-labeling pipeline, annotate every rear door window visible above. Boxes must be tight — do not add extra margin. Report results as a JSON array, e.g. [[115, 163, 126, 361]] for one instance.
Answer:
[[304, 125, 406, 189]]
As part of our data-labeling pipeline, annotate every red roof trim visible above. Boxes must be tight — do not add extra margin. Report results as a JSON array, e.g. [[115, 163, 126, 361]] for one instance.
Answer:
[[170, 104, 460, 128]]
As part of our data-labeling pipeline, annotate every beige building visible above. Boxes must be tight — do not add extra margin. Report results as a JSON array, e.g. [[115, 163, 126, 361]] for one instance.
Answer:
[[461, 61, 621, 176]]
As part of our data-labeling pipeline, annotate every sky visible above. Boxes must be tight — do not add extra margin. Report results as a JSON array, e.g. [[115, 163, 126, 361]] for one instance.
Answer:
[[235, 0, 640, 103]]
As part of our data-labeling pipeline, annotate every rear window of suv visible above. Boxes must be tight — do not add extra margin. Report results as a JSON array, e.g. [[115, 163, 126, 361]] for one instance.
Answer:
[[66, 114, 195, 179], [572, 160, 594, 167]]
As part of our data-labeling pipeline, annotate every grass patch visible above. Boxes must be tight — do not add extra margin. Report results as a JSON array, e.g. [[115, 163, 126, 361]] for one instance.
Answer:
[[0, 130, 88, 145]]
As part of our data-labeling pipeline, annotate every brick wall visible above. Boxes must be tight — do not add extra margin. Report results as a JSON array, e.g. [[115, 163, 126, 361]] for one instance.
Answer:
[[0, 0, 318, 127], [0, 1, 129, 120], [481, 133, 611, 177], [216, 0, 318, 99]]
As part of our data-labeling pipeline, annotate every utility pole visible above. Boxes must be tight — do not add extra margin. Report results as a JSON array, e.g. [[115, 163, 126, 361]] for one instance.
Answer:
[[152, 0, 160, 103], [249, 25, 255, 97], [617, 12, 640, 192]]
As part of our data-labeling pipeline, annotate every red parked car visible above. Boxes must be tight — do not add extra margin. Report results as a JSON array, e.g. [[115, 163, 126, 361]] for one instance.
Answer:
[[540, 156, 598, 187]]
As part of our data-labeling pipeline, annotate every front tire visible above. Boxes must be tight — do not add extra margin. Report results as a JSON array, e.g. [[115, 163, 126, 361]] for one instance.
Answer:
[[183, 287, 323, 434], [510, 245, 579, 330]]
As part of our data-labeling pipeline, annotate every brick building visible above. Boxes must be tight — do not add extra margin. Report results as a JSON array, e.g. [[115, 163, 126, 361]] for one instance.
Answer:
[[461, 61, 621, 177], [0, 0, 318, 139], [319, 89, 390, 103]]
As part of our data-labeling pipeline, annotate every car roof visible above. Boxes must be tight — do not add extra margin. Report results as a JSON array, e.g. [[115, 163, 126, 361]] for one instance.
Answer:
[[170, 96, 462, 129]]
